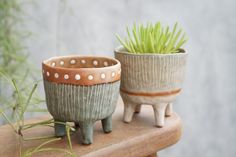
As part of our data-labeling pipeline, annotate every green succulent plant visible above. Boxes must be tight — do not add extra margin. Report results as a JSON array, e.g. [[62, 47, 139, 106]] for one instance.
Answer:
[[116, 22, 187, 54]]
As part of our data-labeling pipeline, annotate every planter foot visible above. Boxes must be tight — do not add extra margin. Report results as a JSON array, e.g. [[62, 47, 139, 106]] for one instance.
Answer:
[[123, 102, 136, 123], [79, 121, 94, 145], [135, 105, 142, 113], [153, 103, 168, 127], [165, 103, 173, 117], [101, 115, 112, 133], [54, 121, 66, 137]]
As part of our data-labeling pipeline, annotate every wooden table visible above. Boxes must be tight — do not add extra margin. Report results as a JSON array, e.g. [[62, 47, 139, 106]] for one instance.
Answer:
[[0, 99, 182, 157]]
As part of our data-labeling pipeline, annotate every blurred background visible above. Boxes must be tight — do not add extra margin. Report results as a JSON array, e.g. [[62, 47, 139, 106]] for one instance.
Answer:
[[1, 0, 236, 157]]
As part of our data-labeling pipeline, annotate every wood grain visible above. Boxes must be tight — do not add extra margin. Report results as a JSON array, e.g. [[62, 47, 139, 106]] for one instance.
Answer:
[[0, 99, 182, 157], [147, 153, 158, 157]]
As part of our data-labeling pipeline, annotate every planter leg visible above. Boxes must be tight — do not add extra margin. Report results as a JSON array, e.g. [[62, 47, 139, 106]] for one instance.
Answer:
[[79, 121, 94, 145], [101, 115, 112, 133], [54, 120, 66, 137], [165, 103, 173, 117], [152, 103, 167, 127], [123, 102, 136, 123], [135, 105, 142, 113]]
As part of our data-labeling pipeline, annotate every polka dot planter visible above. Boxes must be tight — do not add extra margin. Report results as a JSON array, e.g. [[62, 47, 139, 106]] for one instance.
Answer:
[[42, 55, 121, 144], [115, 46, 187, 128]]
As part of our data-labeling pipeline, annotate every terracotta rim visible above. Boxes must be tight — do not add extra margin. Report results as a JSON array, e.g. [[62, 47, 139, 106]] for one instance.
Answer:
[[120, 88, 181, 97], [114, 46, 187, 56], [42, 55, 121, 85]]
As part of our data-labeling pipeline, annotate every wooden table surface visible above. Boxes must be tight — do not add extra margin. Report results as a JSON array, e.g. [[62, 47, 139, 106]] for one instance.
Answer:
[[0, 99, 182, 157]]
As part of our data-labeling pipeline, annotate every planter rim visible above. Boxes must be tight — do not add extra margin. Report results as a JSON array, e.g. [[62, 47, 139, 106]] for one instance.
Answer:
[[42, 55, 121, 86], [43, 55, 120, 70], [114, 46, 188, 56]]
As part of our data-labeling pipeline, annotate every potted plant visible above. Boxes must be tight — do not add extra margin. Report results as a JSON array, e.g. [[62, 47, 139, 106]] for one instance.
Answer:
[[42, 55, 121, 144], [115, 22, 188, 127]]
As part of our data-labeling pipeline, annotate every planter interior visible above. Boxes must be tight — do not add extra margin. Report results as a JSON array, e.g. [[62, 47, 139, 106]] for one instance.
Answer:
[[42, 55, 121, 144]]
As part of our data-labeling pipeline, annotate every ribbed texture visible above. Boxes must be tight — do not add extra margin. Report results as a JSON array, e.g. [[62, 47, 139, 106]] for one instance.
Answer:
[[44, 81, 120, 122], [115, 52, 187, 93]]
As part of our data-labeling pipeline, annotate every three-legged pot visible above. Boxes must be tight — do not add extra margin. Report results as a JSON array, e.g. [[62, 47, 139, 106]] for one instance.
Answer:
[[42, 55, 121, 144], [115, 46, 187, 127]]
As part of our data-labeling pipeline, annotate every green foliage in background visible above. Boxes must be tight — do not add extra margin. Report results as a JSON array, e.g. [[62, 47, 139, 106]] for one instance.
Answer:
[[0, 1, 75, 156], [0, 0, 41, 111], [0, 0, 29, 75], [116, 22, 188, 54]]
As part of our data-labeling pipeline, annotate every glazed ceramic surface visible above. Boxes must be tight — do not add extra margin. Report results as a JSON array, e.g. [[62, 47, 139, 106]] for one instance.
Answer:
[[115, 46, 187, 127], [42, 55, 121, 144]]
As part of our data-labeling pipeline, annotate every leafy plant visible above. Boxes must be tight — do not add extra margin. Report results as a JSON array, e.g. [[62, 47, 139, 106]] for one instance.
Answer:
[[0, 74, 76, 157], [0, 0, 40, 118], [116, 22, 187, 54], [0, 1, 76, 156]]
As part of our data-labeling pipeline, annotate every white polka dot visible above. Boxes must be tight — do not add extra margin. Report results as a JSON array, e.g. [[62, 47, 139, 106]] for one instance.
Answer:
[[88, 75, 93, 80], [81, 59, 86, 64], [101, 73, 106, 79], [70, 59, 76, 64], [75, 74, 81, 80], [51, 62, 56, 67], [103, 61, 108, 67], [93, 60, 98, 66], [46, 71, 50, 77], [54, 73, 59, 78], [111, 72, 115, 77], [42, 69, 45, 74], [60, 61, 64, 66], [64, 74, 69, 80]]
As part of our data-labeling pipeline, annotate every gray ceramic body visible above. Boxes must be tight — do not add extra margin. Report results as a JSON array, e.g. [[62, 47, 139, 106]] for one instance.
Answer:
[[115, 46, 187, 127], [44, 80, 120, 122], [43, 80, 120, 144]]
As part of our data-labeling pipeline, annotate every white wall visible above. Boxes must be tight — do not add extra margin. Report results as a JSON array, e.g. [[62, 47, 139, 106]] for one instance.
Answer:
[[20, 0, 236, 156]]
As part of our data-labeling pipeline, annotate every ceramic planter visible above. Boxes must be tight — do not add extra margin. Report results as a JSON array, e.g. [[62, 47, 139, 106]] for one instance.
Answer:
[[115, 46, 187, 127], [42, 55, 121, 144]]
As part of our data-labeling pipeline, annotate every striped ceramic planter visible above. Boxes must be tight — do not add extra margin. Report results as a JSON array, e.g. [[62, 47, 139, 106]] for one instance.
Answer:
[[42, 55, 121, 144], [115, 46, 187, 127]]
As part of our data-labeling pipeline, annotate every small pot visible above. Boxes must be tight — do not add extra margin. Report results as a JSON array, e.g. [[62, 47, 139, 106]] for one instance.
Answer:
[[42, 55, 121, 144], [115, 46, 187, 127]]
